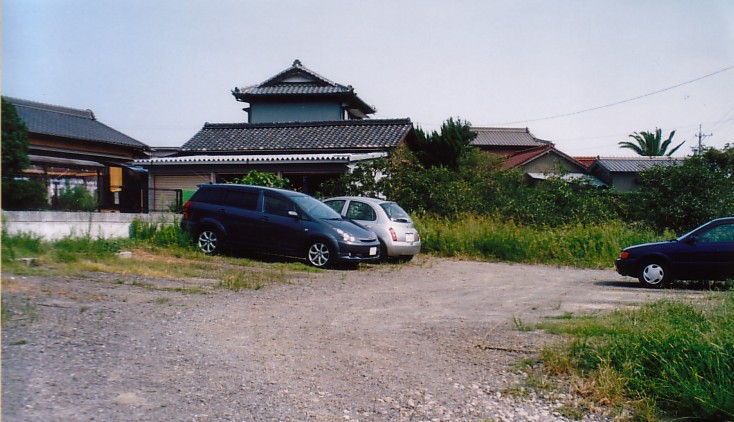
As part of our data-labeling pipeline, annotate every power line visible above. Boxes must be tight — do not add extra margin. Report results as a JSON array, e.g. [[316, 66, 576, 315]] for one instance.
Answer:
[[488, 65, 734, 126]]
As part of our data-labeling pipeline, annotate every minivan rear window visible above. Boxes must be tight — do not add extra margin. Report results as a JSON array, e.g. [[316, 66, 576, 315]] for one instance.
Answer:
[[223, 189, 259, 211], [191, 187, 223, 204]]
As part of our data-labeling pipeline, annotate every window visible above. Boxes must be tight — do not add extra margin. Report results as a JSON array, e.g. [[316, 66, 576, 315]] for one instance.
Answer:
[[698, 223, 734, 243], [324, 200, 346, 214], [346, 201, 376, 221], [264, 193, 296, 217], [192, 187, 223, 204], [223, 190, 259, 211]]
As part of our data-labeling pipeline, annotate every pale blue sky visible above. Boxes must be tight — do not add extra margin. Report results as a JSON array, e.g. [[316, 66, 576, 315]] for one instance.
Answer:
[[3, 0, 733, 156]]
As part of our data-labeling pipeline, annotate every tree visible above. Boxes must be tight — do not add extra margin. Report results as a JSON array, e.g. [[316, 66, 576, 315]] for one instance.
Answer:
[[2, 98, 31, 175], [618, 128, 684, 157], [630, 149, 734, 233], [408, 118, 477, 169]]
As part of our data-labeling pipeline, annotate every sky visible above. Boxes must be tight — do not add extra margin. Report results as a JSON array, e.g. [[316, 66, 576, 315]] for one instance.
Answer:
[[3, 0, 734, 157]]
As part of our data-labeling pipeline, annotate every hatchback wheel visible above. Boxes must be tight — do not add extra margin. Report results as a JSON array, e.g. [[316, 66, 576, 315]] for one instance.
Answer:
[[196, 228, 221, 255], [638, 261, 671, 288], [307, 241, 333, 268]]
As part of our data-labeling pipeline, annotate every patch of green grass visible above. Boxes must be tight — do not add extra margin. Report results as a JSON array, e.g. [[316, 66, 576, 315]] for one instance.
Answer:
[[1, 298, 39, 325], [538, 295, 734, 420], [217, 267, 289, 291], [512, 316, 533, 332], [415, 215, 673, 268]]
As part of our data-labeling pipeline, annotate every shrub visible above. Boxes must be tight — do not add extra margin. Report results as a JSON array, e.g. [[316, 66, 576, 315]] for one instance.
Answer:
[[1, 178, 48, 210], [129, 218, 191, 248], [231, 170, 290, 188], [56, 184, 97, 211]]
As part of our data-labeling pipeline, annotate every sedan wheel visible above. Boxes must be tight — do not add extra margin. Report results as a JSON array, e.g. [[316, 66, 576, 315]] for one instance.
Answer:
[[196, 229, 220, 254], [638, 261, 670, 288], [307, 241, 332, 268]]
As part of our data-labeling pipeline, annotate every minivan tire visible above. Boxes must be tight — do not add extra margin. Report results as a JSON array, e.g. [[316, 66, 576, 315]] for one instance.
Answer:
[[307, 240, 333, 268], [196, 228, 221, 255]]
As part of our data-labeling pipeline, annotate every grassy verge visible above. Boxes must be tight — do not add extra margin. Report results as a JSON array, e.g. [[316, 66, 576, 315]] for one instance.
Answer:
[[1, 220, 316, 290], [415, 214, 673, 268], [530, 296, 734, 420]]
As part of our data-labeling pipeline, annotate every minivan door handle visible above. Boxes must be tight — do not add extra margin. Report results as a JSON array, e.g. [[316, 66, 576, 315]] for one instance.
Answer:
[[261, 216, 270, 222]]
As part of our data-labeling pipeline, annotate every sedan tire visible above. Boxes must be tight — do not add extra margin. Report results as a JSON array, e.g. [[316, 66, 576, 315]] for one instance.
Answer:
[[638, 260, 672, 288]]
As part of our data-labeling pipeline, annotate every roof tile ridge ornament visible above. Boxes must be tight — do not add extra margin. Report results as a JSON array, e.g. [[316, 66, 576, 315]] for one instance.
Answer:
[[4, 96, 97, 120], [202, 118, 412, 130]]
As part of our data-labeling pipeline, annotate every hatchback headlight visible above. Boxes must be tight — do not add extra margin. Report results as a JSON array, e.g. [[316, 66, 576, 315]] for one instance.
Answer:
[[334, 228, 356, 242]]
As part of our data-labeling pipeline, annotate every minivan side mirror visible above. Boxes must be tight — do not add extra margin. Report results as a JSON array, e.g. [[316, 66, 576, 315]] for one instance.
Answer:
[[287, 210, 299, 219]]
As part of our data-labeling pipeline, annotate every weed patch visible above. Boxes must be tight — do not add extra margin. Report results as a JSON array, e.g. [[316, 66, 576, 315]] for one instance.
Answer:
[[536, 296, 734, 420]]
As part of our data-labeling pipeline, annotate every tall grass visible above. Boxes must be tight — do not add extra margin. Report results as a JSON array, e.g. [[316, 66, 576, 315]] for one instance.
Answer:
[[129, 217, 191, 248], [415, 214, 672, 268], [539, 296, 734, 420]]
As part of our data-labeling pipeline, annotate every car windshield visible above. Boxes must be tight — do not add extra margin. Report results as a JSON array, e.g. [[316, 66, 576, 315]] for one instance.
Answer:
[[292, 195, 342, 220], [380, 202, 412, 223], [676, 220, 712, 241]]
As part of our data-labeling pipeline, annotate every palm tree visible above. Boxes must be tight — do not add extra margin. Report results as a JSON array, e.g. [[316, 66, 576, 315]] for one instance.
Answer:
[[618, 128, 685, 156]]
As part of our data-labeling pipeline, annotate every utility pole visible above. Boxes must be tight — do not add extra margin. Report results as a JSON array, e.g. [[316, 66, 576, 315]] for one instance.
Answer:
[[695, 124, 712, 155]]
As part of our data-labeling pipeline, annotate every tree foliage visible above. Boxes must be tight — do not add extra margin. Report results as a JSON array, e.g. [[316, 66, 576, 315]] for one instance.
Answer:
[[630, 148, 734, 233], [2, 98, 31, 175], [408, 118, 477, 169], [318, 117, 733, 234], [618, 128, 684, 157], [230, 170, 290, 188]]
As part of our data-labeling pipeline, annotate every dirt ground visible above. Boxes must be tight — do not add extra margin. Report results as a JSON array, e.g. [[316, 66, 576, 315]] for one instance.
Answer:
[[2, 257, 699, 421]]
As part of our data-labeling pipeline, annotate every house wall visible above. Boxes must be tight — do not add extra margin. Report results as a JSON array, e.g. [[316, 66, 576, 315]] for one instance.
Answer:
[[2, 211, 178, 240], [250, 101, 342, 123], [609, 173, 640, 192], [522, 154, 584, 174]]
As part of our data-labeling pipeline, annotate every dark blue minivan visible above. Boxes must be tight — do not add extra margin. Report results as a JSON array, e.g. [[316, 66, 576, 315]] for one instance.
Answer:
[[181, 184, 380, 267]]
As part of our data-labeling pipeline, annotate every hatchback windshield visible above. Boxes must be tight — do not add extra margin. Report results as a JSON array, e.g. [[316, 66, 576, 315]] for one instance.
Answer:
[[292, 195, 342, 220], [380, 202, 411, 223]]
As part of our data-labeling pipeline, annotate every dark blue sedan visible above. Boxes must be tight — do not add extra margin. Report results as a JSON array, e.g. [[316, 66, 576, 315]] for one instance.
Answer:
[[615, 217, 734, 287]]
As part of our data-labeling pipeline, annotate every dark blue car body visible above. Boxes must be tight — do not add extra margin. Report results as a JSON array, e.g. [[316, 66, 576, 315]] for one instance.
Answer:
[[615, 217, 734, 287], [181, 184, 380, 267]]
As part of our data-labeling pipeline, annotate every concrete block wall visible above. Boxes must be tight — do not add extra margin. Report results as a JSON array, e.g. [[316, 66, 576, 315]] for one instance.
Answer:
[[2, 211, 179, 240]]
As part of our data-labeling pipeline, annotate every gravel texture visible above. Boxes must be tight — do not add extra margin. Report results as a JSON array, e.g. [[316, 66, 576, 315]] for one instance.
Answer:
[[2, 257, 692, 421]]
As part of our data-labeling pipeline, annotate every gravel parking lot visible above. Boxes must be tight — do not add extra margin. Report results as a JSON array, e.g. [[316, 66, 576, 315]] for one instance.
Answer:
[[2, 257, 696, 421]]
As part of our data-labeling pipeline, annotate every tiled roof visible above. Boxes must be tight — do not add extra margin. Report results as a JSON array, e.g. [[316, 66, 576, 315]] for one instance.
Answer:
[[594, 157, 683, 173], [502, 144, 556, 168], [501, 144, 586, 171], [180, 119, 413, 153], [4, 97, 148, 150], [470, 127, 551, 147], [232, 60, 375, 115], [573, 156, 597, 169]]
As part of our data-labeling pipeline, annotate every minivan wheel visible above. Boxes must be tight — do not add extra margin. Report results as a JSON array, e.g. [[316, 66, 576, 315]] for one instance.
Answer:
[[638, 260, 671, 288], [307, 241, 333, 268], [196, 228, 221, 255]]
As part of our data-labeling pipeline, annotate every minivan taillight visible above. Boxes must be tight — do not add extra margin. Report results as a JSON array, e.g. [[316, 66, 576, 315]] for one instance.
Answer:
[[619, 251, 629, 259], [182, 200, 191, 220]]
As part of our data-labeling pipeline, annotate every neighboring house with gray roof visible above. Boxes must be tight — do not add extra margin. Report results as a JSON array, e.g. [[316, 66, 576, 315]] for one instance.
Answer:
[[4, 96, 150, 212], [589, 156, 683, 192], [470, 127, 551, 157], [135, 60, 416, 209]]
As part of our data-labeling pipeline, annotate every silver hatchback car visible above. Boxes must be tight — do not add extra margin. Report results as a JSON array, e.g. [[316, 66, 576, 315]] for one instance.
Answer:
[[323, 196, 421, 260]]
